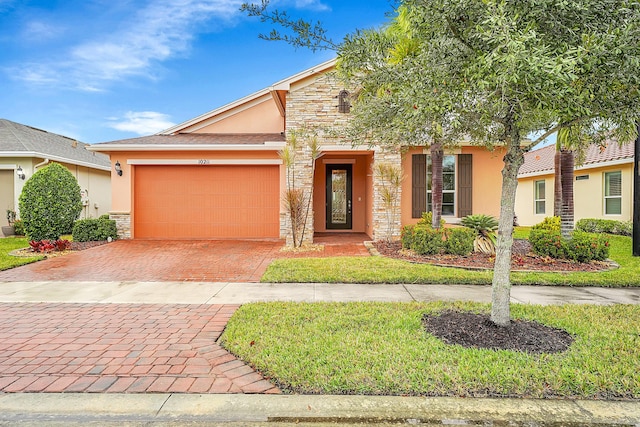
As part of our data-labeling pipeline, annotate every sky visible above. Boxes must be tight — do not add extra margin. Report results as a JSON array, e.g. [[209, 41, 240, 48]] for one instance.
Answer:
[[0, 0, 395, 144]]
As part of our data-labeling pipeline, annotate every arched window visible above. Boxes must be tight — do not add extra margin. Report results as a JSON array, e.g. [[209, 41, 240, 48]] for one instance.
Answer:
[[338, 90, 351, 113]]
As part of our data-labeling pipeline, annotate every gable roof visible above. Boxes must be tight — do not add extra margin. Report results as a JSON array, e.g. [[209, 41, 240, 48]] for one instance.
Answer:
[[88, 133, 286, 152], [0, 119, 110, 170], [518, 141, 635, 177], [158, 58, 337, 136]]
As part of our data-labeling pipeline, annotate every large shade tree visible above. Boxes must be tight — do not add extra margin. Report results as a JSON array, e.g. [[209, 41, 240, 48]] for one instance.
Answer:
[[243, 0, 640, 325]]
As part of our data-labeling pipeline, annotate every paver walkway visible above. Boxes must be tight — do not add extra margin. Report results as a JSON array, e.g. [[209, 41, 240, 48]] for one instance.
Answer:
[[0, 237, 370, 283], [0, 302, 279, 394]]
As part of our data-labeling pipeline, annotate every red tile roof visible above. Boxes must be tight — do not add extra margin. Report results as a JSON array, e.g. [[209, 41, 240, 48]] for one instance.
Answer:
[[94, 133, 285, 146], [519, 141, 634, 176]]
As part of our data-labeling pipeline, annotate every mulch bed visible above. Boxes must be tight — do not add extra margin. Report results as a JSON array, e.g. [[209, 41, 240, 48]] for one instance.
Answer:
[[373, 240, 613, 272], [423, 310, 574, 354]]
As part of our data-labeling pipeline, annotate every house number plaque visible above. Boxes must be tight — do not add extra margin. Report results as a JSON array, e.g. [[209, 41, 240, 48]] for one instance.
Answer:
[[198, 159, 210, 165]]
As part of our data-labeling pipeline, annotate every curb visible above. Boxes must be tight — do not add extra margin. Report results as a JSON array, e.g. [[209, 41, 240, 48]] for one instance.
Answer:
[[0, 394, 637, 426]]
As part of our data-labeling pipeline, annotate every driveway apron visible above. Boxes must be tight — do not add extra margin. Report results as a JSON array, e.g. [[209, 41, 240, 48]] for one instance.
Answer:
[[0, 302, 279, 394]]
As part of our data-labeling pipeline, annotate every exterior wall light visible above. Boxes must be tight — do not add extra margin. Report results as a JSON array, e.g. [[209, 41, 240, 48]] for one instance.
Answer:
[[16, 166, 25, 180], [115, 161, 123, 176]]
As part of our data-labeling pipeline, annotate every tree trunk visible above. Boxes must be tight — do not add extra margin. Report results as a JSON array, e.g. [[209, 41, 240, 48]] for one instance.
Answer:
[[430, 142, 443, 229], [553, 148, 562, 217], [560, 149, 575, 239], [491, 138, 524, 327]]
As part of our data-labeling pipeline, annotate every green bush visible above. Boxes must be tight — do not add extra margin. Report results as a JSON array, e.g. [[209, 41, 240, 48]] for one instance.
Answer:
[[529, 228, 565, 259], [576, 218, 632, 236], [401, 225, 415, 249], [564, 231, 610, 262], [532, 216, 561, 232], [417, 211, 446, 229], [444, 227, 475, 256], [529, 228, 609, 262], [13, 219, 24, 236], [412, 226, 445, 255], [18, 163, 82, 241], [72, 218, 118, 242]]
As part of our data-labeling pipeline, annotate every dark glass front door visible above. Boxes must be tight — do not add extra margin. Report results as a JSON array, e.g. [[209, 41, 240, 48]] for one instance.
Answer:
[[326, 164, 352, 229]]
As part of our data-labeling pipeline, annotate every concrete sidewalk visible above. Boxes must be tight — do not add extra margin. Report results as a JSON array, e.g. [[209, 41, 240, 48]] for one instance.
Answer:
[[1, 281, 639, 305]]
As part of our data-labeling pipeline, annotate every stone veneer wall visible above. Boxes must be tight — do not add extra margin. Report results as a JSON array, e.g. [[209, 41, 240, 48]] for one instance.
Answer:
[[109, 212, 131, 240], [284, 71, 403, 243], [370, 147, 403, 241]]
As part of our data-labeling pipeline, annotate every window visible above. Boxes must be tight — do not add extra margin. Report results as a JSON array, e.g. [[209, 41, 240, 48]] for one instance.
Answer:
[[604, 171, 622, 215], [534, 180, 545, 214], [338, 90, 351, 113], [427, 155, 456, 216]]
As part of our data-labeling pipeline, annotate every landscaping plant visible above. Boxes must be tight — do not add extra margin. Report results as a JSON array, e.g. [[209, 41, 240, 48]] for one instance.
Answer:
[[460, 214, 498, 255], [18, 163, 82, 241]]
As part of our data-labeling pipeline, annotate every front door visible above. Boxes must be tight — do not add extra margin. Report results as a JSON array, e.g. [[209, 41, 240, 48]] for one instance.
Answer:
[[326, 164, 352, 229]]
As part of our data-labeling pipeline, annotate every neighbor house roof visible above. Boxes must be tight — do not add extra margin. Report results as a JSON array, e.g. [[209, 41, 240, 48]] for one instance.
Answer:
[[518, 142, 635, 178], [0, 119, 110, 170], [88, 133, 286, 152]]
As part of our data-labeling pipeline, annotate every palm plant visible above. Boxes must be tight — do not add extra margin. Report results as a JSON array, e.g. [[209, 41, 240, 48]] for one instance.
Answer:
[[461, 214, 499, 255]]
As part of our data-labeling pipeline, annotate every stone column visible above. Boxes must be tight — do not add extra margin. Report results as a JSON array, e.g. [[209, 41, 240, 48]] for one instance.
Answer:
[[371, 147, 403, 241]]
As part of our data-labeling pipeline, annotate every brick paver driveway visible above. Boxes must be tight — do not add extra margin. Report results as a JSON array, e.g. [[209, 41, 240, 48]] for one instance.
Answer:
[[0, 237, 370, 283], [0, 240, 284, 282], [0, 303, 279, 394]]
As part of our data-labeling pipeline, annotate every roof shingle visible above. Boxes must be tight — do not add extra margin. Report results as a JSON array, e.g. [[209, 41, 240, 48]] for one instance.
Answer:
[[519, 141, 634, 176], [0, 119, 110, 168]]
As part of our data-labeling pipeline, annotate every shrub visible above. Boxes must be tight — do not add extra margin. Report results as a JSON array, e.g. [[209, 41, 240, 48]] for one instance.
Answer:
[[18, 163, 82, 241], [401, 225, 415, 249], [531, 216, 561, 232], [29, 239, 70, 253], [576, 218, 632, 236], [13, 219, 24, 236], [72, 218, 118, 242], [443, 227, 475, 256], [529, 228, 610, 262], [564, 231, 610, 262], [417, 211, 445, 229], [529, 228, 565, 259], [412, 226, 445, 255]]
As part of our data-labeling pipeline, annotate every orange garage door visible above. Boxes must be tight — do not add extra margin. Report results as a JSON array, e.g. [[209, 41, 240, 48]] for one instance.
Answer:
[[134, 165, 280, 239]]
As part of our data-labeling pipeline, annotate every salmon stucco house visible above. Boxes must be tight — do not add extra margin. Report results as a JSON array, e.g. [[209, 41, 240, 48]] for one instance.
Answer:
[[89, 59, 507, 242]]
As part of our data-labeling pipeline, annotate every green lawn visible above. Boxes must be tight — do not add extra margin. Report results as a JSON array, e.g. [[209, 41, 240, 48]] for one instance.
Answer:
[[0, 237, 43, 271], [221, 302, 640, 399], [262, 234, 640, 287]]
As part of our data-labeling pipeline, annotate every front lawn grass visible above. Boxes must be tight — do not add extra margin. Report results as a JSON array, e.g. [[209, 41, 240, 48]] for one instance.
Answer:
[[221, 302, 640, 399], [0, 237, 43, 271], [262, 234, 640, 287]]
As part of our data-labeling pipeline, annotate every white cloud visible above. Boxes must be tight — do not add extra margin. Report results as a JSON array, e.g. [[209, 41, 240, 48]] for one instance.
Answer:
[[293, 0, 330, 11], [11, 0, 243, 90], [108, 111, 176, 135], [23, 20, 63, 41]]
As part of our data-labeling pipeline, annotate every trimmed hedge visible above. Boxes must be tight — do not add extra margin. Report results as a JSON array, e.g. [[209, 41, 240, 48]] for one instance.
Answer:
[[402, 224, 474, 256], [529, 228, 610, 262], [576, 218, 632, 236], [72, 218, 118, 242]]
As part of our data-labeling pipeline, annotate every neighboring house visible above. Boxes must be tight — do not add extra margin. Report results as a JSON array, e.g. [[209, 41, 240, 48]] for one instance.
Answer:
[[516, 142, 634, 226], [0, 119, 112, 227], [90, 59, 506, 241]]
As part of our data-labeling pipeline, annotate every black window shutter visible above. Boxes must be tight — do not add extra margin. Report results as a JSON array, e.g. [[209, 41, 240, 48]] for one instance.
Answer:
[[412, 154, 427, 218]]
